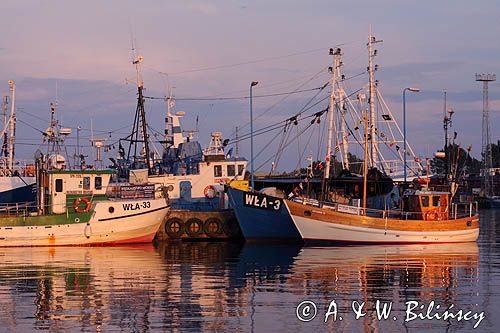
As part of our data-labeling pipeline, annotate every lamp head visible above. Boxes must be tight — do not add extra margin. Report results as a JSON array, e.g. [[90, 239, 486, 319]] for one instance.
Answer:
[[407, 87, 420, 92], [251, 81, 258, 87]]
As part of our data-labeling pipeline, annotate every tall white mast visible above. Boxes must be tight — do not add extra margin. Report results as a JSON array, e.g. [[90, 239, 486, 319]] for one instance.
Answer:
[[324, 48, 338, 181], [335, 49, 349, 170], [367, 29, 382, 168], [7, 80, 16, 173]]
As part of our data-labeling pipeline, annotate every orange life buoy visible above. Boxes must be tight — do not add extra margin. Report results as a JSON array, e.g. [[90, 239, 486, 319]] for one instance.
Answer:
[[74, 197, 91, 213], [204, 185, 217, 199], [425, 210, 437, 221]]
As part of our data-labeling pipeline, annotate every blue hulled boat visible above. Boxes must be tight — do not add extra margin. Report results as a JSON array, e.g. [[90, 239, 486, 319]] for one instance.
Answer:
[[226, 186, 301, 241]]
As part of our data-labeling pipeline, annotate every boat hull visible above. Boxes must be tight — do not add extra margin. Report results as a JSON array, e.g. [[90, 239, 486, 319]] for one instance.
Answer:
[[227, 187, 301, 241], [0, 198, 169, 247], [0, 177, 36, 204], [287, 200, 479, 244]]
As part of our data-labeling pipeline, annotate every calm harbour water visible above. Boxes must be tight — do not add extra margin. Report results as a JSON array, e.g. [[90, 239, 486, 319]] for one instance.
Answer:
[[0, 210, 499, 332]]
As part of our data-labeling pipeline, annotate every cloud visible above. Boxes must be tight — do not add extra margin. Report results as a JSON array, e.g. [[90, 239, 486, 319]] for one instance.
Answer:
[[186, 1, 218, 15]]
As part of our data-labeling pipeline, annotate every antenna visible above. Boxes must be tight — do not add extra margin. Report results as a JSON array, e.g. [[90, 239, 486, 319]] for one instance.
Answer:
[[476, 73, 496, 197], [235, 126, 239, 158]]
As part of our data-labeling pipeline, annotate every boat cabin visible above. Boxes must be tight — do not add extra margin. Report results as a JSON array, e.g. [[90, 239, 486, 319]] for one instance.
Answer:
[[406, 190, 449, 220], [46, 170, 113, 214]]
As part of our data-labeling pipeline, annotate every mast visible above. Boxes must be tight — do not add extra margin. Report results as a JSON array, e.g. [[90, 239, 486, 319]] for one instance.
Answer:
[[335, 50, 349, 170], [367, 29, 382, 168], [362, 105, 370, 214], [125, 52, 152, 173], [7, 80, 16, 173], [323, 48, 338, 198]]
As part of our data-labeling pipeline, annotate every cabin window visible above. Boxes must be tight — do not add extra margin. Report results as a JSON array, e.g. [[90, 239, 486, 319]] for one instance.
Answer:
[[214, 165, 222, 177], [432, 196, 441, 207], [421, 196, 429, 207], [238, 164, 244, 176], [83, 177, 90, 190], [95, 176, 102, 190], [227, 165, 236, 177], [55, 179, 63, 193]]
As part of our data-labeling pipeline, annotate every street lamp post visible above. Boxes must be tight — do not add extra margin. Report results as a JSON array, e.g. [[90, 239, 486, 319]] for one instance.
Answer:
[[403, 87, 420, 183], [250, 81, 258, 190]]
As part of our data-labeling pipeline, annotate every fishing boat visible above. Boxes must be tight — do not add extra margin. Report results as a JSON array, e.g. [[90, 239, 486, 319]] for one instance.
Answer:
[[0, 80, 36, 204], [0, 93, 170, 247], [114, 54, 247, 239], [287, 191, 478, 244], [0, 158, 170, 247], [286, 33, 479, 244]]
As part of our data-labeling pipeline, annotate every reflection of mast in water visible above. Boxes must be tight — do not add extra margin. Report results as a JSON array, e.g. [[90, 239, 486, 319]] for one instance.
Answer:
[[288, 243, 479, 330], [0, 246, 165, 331]]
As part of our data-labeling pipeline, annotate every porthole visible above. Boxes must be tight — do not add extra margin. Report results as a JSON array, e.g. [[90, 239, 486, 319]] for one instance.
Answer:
[[109, 206, 115, 213]]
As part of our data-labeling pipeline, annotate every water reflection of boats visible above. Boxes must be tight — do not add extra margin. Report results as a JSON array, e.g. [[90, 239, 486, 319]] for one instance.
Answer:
[[289, 243, 479, 284], [0, 245, 165, 331], [287, 243, 479, 330]]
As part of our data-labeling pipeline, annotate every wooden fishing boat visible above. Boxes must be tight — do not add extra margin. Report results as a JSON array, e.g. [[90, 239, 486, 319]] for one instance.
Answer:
[[286, 190, 479, 244]]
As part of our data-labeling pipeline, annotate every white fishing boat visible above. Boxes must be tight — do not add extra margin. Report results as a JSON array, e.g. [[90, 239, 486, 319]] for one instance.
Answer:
[[0, 165, 169, 247], [285, 34, 479, 244]]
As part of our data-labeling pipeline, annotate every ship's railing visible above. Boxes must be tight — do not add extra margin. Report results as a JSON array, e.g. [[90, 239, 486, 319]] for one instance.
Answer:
[[0, 159, 35, 177], [293, 197, 478, 220], [0, 202, 47, 217]]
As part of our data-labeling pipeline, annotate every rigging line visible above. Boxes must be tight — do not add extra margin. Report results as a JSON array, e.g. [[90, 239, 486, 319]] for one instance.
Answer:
[[294, 81, 330, 116], [230, 86, 361, 147], [246, 67, 329, 128], [296, 121, 318, 171], [253, 127, 285, 163], [143, 86, 325, 101], [275, 117, 320, 170], [375, 133, 422, 178], [151, 47, 333, 76], [229, 107, 325, 145], [230, 121, 291, 146], [16, 109, 133, 135], [235, 69, 361, 136], [274, 125, 294, 169], [256, 121, 316, 171], [230, 87, 357, 144], [157, 66, 330, 109], [233, 93, 329, 143], [16, 109, 48, 123], [16, 119, 46, 135]]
